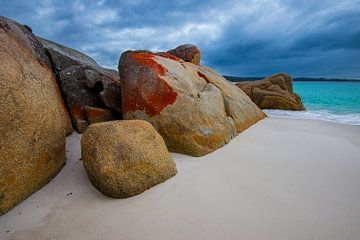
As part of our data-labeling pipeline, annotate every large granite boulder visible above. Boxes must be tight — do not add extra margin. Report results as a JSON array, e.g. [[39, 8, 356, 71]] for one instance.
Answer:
[[0, 16, 71, 215], [38, 37, 122, 133], [81, 120, 177, 198], [167, 44, 201, 65], [119, 50, 265, 156], [235, 74, 305, 110]]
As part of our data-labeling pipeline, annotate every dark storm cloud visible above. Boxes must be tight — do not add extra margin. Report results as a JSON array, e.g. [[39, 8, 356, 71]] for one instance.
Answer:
[[1, 0, 359, 78]]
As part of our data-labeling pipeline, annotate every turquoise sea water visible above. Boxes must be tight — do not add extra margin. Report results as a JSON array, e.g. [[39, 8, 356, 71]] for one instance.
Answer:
[[264, 81, 360, 125]]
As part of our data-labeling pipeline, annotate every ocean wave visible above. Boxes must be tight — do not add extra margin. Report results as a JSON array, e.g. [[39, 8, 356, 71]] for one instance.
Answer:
[[263, 109, 360, 126]]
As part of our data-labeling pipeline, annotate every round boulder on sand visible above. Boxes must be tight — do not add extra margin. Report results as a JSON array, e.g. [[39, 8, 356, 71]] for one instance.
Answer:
[[81, 120, 177, 198]]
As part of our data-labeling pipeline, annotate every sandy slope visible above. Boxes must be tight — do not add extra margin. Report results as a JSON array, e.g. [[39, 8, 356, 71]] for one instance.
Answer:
[[1, 118, 360, 240]]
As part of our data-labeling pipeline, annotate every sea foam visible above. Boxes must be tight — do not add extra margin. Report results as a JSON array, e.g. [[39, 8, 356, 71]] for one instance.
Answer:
[[263, 109, 360, 126]]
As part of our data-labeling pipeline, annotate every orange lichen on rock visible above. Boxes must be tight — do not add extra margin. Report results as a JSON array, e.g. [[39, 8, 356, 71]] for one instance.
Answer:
[[197, 71, 210, 83], [119, 48, 265, 157], [131, 52, 166, 75], [70, 105, 86, 120], [85, 106, 113, 125], [85, 108, 106, 118], [69, 105, 88, 133], [121, 52, 177, 116], [155, 52, 182, 61]]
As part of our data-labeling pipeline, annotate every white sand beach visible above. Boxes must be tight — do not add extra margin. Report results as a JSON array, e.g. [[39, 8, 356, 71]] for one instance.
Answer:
[[1, 117, 360, 240]]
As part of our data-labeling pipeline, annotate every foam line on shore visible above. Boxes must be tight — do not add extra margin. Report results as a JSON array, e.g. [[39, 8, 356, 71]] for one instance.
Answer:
[[264, 109, 360, 125]]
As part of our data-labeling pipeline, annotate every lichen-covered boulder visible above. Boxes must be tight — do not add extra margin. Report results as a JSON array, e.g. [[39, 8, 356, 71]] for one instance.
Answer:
[[0, 16, 71, 215], [81, 120, 177, 198], [38, 37, 122, 132], [167, 44, 201, 65], [235, 73, 305, 110], [119, 50, 265, 156]]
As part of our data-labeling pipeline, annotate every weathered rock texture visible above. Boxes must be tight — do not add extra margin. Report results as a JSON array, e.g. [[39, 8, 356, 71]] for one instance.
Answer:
[[167, 44, 201, 65], [0, 16, 70, 215], [119, 51, 265, 156], [81, 120, 177, 198], [37, 37, 100, 72], [38, 37, 122, 133], [236, 74, 305, 110]]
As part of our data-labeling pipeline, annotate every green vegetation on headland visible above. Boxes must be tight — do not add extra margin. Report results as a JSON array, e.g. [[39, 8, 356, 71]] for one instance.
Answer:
[[224, 76, 360, 82]]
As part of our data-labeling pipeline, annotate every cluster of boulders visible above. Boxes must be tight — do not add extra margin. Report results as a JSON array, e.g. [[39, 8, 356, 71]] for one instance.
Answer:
[[0, 16, 303, 215], [119, 50, 265, 156], [38, 37, 122, 133], [236, 74, 305, 110]]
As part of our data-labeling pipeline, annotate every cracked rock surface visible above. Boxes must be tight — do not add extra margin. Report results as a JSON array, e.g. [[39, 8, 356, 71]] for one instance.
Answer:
[[119, 51, 265, 156]]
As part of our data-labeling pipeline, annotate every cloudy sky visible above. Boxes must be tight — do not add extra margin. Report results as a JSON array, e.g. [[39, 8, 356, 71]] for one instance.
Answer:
[[1, 0, 360, 78]]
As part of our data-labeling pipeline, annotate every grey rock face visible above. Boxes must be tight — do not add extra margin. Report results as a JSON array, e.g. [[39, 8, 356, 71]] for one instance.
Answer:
[[38, 37, 122, 132]]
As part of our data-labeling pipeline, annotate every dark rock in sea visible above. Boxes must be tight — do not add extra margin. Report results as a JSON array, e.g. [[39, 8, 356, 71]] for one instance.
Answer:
[[119, 50, 265, 156], [38, 37, 122, 132], [0, 16, 71, 215], [235, 73, 305, 111], [81, 120, 177, 198], [167, 44, 201, 65]]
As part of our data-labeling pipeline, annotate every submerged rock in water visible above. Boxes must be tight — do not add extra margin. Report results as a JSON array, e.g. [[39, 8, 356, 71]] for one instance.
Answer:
[[0, 16, 71, 215], [235, 73, 305, 111], [81, 120, 177, 198], [119, 50, 265, 156]]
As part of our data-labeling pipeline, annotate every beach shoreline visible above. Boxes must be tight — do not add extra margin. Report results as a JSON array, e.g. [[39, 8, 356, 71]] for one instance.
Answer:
[[1, 117, 360, 240]]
